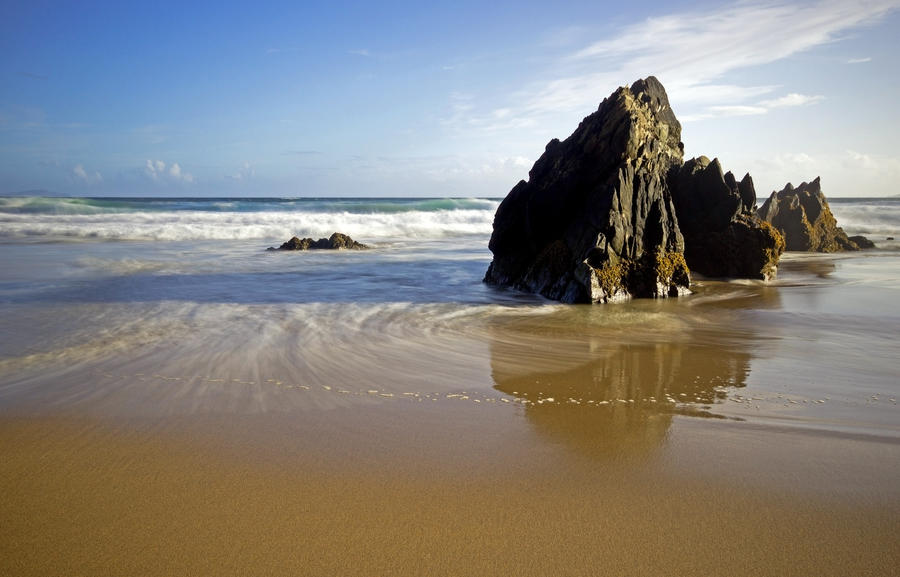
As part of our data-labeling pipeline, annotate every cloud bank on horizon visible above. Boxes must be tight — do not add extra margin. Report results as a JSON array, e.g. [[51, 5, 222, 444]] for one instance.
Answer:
[[1, 0, 899, 197]]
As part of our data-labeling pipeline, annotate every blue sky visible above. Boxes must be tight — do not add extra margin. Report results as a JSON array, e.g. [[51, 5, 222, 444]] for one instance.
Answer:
[[1, 0, 899, 197]]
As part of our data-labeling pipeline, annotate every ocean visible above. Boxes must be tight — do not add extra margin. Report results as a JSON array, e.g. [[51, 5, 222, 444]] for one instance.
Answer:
[[2, 195, 899, 575]]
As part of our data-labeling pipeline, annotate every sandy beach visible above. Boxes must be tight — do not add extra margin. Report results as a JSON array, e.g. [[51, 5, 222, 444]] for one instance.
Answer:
[[2, 404, 898, 576], [1, 198, 899, 576]]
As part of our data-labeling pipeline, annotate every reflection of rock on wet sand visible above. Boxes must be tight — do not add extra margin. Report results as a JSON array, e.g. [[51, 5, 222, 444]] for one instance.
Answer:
[[489, 309, 756, 461]]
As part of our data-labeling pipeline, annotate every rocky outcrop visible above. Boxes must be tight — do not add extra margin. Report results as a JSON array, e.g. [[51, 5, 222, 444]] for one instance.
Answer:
[[269, 232, 368, 251], [668, 156, 784, 280], [757, 178, 869, 251], [484, 77, 690, 303], [849, 235, 875, 249]]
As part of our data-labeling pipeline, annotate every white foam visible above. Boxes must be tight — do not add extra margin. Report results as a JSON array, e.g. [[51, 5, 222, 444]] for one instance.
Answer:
[[829, 201, 900, 238], [0, 208, 496, 242]]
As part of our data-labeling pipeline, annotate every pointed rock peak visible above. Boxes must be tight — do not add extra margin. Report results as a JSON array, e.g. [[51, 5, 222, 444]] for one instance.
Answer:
[[724, 170, 738, 190], [485, 76, 689, 303], [757, 177, 869, 252], [629, 76, 670, 112], [627, 76, 681, 147]]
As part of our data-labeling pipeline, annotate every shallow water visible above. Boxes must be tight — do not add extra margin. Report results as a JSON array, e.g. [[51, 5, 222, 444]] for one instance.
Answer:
[[1, 227, 897, 440]]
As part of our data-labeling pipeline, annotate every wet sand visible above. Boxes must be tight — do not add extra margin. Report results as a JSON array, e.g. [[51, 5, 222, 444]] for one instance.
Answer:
[[2, 253, 900, 575], [2, 406, 898, 577]]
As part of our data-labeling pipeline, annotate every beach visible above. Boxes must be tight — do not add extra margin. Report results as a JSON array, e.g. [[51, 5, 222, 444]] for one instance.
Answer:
[[1, 197, 899, 575]]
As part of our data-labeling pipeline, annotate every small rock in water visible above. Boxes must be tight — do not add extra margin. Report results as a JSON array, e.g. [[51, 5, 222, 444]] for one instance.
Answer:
[[268, 232, 368, 251]]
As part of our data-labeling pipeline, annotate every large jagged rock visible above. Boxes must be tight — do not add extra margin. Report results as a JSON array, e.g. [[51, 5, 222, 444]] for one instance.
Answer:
[[757, 178, 868, 252], [669, 156, 784, 280], [484, 77, 690, 303], [268, 232, 368, 251]]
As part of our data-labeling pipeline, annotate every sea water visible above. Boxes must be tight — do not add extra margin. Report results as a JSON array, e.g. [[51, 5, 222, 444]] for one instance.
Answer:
[[0, 196, 898, 438]]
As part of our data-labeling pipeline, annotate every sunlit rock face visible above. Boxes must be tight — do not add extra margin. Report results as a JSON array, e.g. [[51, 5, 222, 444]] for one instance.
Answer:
[[484, 76, 689, 303], [757, 178, 870, 252]]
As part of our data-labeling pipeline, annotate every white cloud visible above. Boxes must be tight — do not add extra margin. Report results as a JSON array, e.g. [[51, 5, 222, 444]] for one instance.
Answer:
[[710, 105, 769, 117], [145, 159, 193, 183], [145, 159, 163, 180], [759, 93, 825, 108], [684, 91, 826, 120], [73, 164, 102, 184], [348, 48, 371, 57], [759, 152, 818, 170], [783, 152, 816, 166], [847, 57, 873, 64], [168, 163, 194, 183]]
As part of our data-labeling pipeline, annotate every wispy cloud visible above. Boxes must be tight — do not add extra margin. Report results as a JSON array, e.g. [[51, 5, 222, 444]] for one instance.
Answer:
[[847, 57, 873, 64], [707, 105, 769, 117], [682, 92, 825, 121], [348, 48, 371, 57], [452, 0, 899, 134], [759, 93, 825, 108]]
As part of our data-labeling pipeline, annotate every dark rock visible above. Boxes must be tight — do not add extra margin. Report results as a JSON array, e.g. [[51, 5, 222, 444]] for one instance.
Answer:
[[484, 76, 689, 303], [848, 235, 875, 249], [269, 232, 368, 251], [668, 156, 784, 280], [325, 232, 368, 249], [757, 178, 862, 252]]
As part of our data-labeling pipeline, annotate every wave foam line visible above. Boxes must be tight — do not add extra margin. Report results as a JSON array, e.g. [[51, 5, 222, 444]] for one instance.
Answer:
[[828, 202, 900, 237], [0, 209, 496, 241], [0, 196, 501, 216]]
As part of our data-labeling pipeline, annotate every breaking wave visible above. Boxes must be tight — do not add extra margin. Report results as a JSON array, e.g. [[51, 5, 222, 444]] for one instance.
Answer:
[[828, 198, 900, 239], [0, 197, 500, 241]]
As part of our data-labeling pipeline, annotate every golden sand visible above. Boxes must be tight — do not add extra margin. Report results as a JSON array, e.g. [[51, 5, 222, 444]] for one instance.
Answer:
[[2, 408, 897, 577]]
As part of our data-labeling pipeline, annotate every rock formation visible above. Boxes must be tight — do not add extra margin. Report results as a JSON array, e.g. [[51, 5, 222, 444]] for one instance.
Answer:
[[484, 77, 690, 303], [668, 156, 784, 280], [269, 232, 368, 251], [757, 178, 869, 251], [849, 235, 875, 249]]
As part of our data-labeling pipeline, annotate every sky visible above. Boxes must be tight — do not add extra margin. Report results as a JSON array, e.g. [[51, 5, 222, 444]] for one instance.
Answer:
[[1, 0, 899, 197]]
